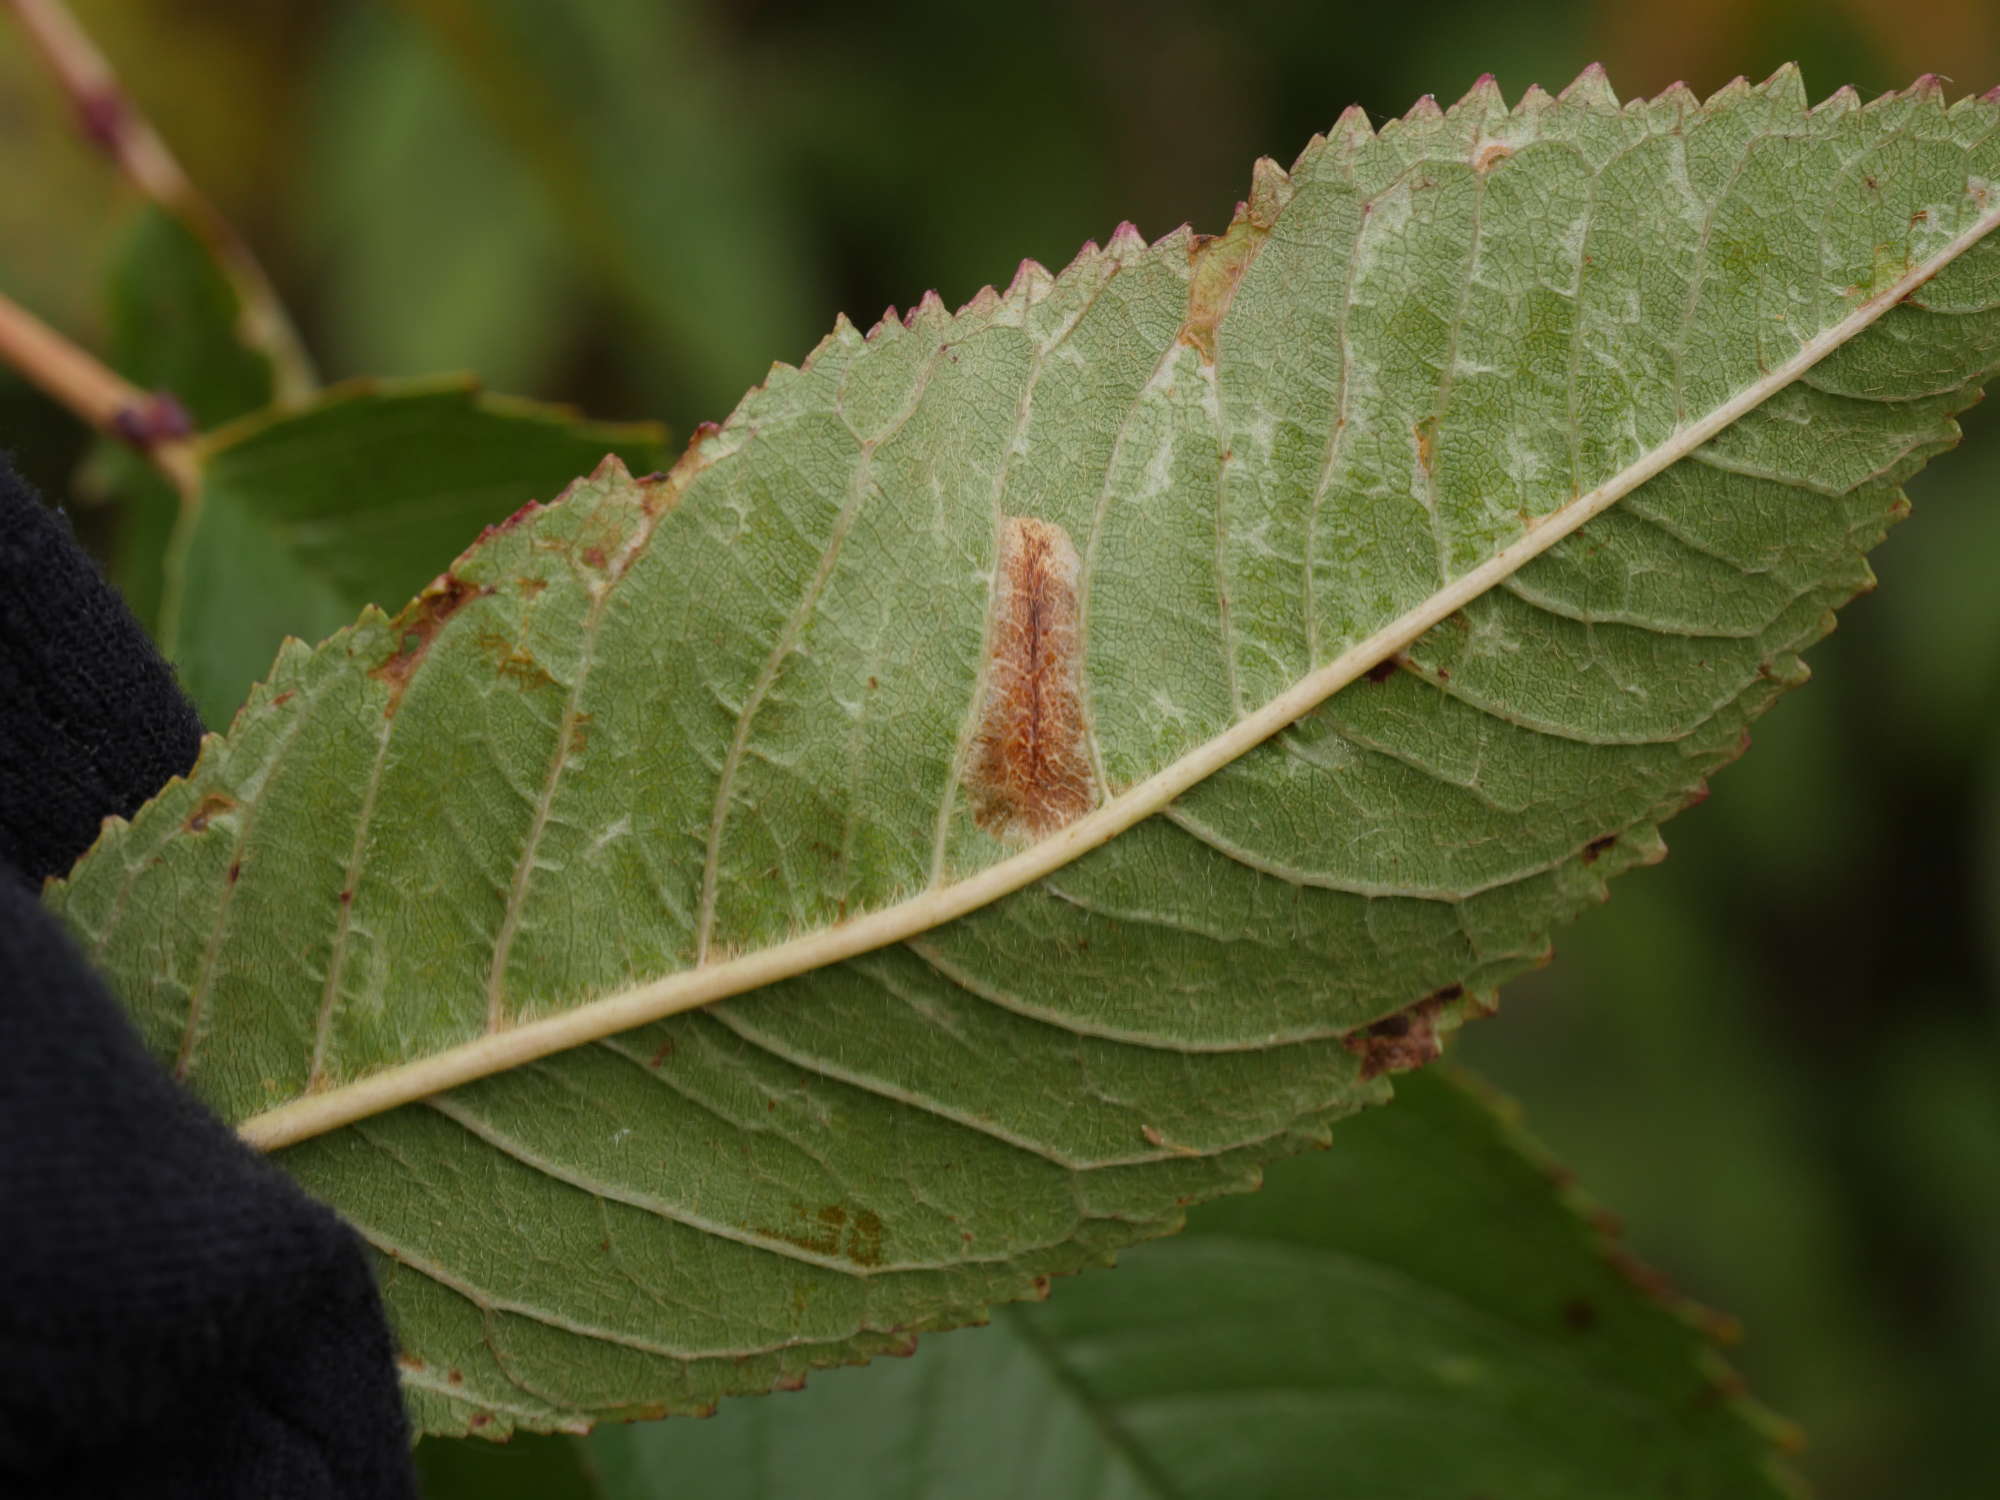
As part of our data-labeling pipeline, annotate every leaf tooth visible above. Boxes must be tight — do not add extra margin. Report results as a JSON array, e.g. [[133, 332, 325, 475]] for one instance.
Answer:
[[1003, 257, 1054, 306], [1057, 236, 1101, 276], [1514, 81, 1557, 119], [1402, 91, 1443, 123], [1703, 74, 1752, 110], [905, 288, 949, 333], [1246, 155, 1293, 224], [1559, 61, 1618, 109], [1105, 218, 1148, 256], [1813, 82, 1862, 117], [1897, 74, 1954, 123], [1446, 71, 1505, 120], [861, 306, 905, 343], [1327, 102, 1373, 147], [958, 283, 1002, 319], [1755, 61, 1808, 112]]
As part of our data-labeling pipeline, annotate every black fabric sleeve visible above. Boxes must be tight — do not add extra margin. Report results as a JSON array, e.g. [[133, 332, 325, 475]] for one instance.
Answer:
[[0, 458, 415, 1498]]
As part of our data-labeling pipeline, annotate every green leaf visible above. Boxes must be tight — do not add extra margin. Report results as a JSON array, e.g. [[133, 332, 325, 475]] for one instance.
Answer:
[[417, 1070, 1797, 1499], [46, 70, 2000, 1434], [92, 203, 281, 636], [162, 378, 667, 726], [105, 205, 279, 429]]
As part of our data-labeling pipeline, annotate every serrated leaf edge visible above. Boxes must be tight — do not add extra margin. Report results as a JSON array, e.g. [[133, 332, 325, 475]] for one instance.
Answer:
[[233, 184, 2000, 1151]]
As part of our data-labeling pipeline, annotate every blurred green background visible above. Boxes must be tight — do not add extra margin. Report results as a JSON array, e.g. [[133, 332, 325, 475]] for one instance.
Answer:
[[3, 2, 1997, 1495]]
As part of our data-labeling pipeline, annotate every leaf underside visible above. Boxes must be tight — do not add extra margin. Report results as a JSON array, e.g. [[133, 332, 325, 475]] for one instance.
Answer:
[[580, 1070, 1796, 1500], [48, 66, 2000, 1434]]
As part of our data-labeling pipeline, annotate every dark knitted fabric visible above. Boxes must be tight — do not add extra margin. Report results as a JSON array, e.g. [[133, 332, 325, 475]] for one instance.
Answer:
[[0, 458, 414, 1498]]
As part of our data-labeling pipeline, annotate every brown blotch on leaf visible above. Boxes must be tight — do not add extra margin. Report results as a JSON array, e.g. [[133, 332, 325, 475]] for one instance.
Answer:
[[467, 1413, 491, 1430], [759, 1202, 886, 1268], [1473, 141, 1514, 173], [1342, 995, 1446, 1081], [476, 631, 558, 692], [446, 1368, 464, 1386], [969, 517, 1095, 839], [1363, 658, 1399, 685], [648, 1037, 676, 1069], [184, 792, 236, 834], [370, 572, 484, 706], [1582, 833, 1618, 863], [1178, 221, 1265, 363], [1413, 418, 1437, 476], [226, 860, 241, 885]]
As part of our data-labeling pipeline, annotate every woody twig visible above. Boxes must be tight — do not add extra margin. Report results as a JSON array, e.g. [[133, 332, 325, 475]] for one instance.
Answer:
[[0, 290, 199, 494], [4, 0, 315, 401]]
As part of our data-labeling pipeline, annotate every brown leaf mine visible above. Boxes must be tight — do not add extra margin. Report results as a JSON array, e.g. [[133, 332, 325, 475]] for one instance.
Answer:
[[969, 516, 1094, 838]]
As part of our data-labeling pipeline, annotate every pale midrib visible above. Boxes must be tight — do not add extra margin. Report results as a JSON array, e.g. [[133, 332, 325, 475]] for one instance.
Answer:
[[236, 200, 2000, 1152]]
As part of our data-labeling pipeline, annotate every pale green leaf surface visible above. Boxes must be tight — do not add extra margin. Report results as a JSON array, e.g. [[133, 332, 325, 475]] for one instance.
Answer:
[[569, 1069, 1794, 1500], [162, 378, 667, 726], [46, 70, 2000, 1433]]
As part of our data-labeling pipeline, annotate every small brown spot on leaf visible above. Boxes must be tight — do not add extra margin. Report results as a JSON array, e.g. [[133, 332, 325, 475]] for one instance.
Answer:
[[648, 1037, 676, 1068], [1414, 418, 1437, 476], [184, 792, 235, 833], [270, 692, 294, 708], [446, 1368, 464, 1386], [1141, 1124, 1166, 1147], [397, 1353, 427, 1372], [1582, 833, 1618, 863], [1363, 658, 1398, 684], [338, 889, 353, 906], [774, 1371, 807, 1392], [1342, 996, 1445, 1081], [582, 545, 608, 569], [467, 1413, 491, 1430], [226, 860, 241, 885], [970, 517, 1095, 838]]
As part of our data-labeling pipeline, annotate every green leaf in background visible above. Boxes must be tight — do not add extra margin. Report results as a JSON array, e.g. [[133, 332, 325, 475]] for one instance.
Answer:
[[301, 3, 577, 396], [417, 1071, 1797, 1500], [307, 0, 823, 419], [88, 203, 281, 637], [105, 205, 278, 429], [45, 71, 2000, 1434], [162, 378, 666, 725]]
